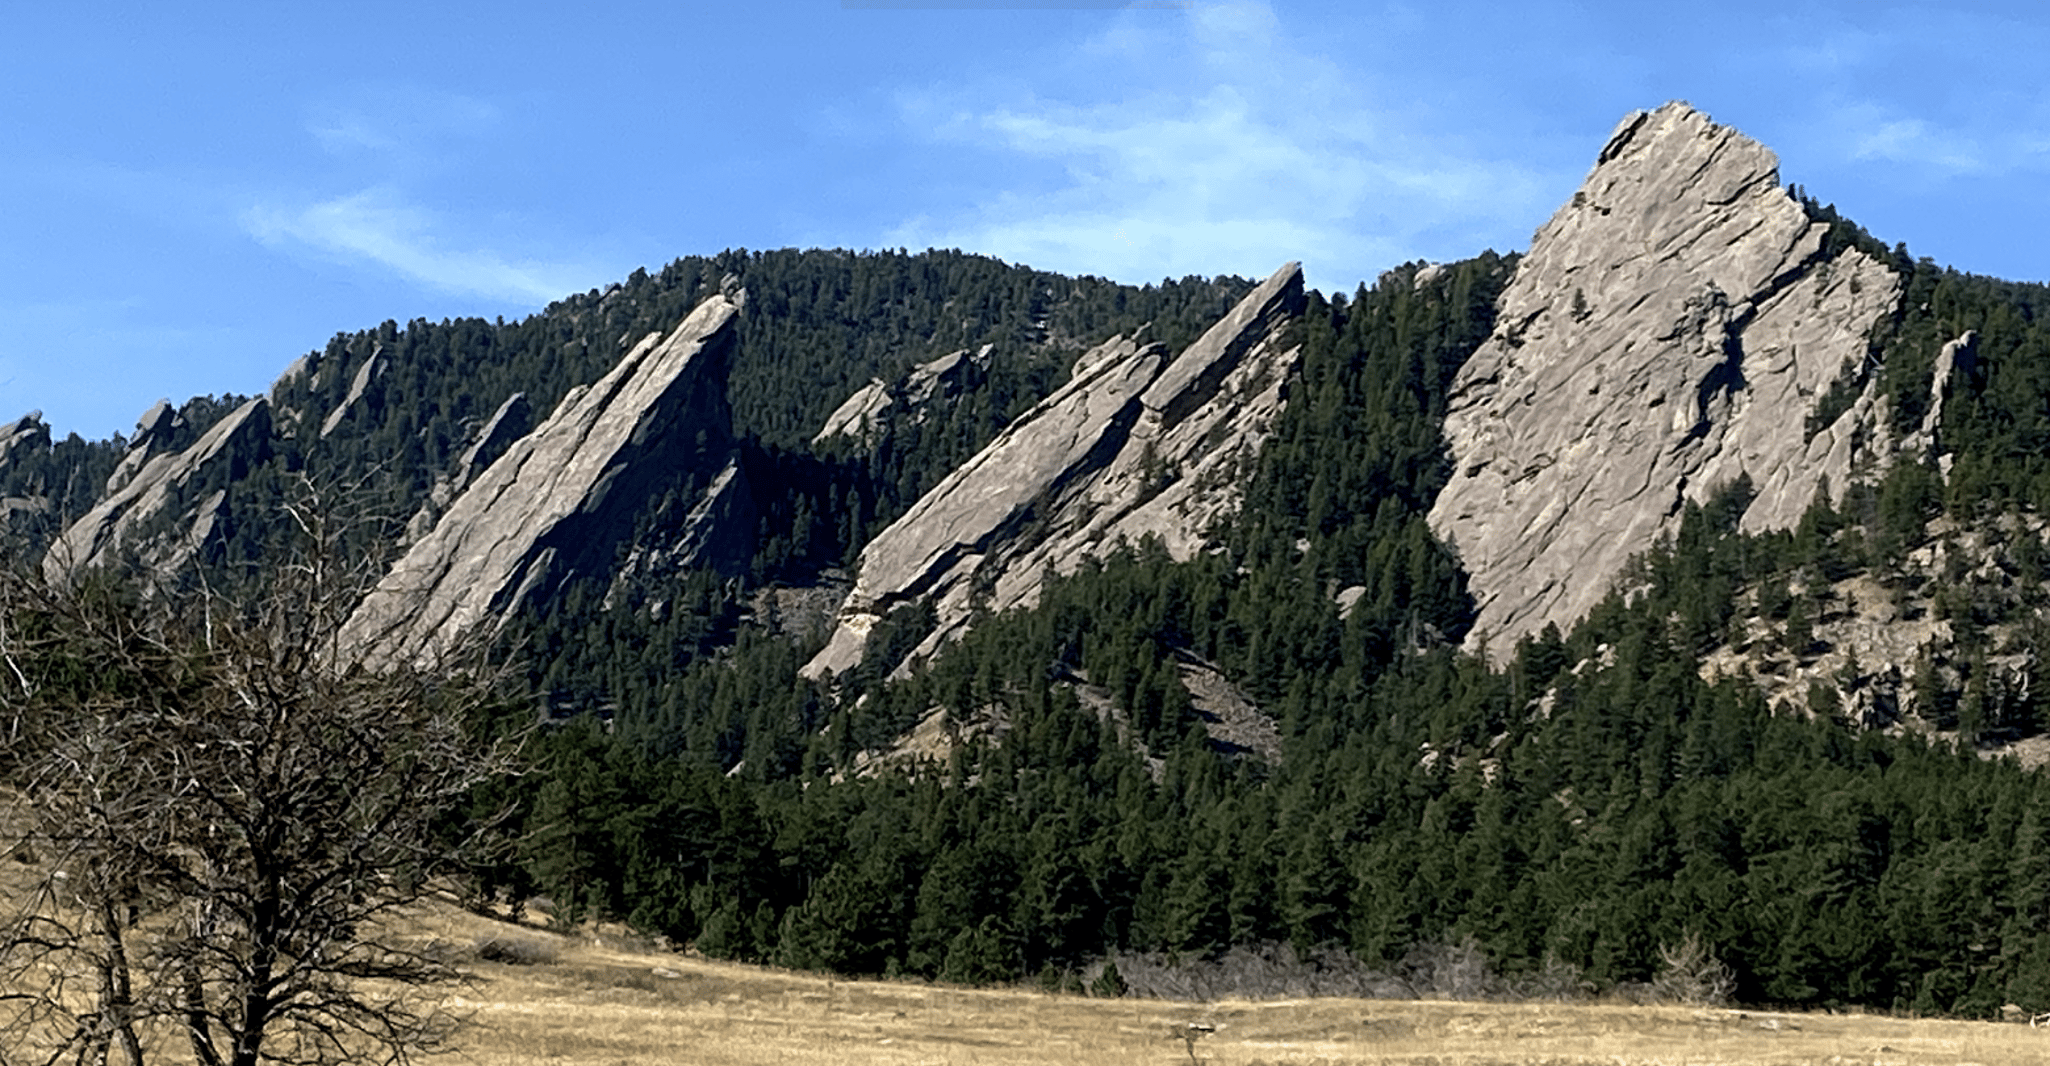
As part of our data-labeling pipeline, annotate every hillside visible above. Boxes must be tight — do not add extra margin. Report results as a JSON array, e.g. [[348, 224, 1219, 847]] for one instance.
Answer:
[[10, 101, 2050, 1019]]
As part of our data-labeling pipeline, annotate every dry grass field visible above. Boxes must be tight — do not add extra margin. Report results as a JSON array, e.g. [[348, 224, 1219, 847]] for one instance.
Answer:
[[412, 905, 2050, 1066]]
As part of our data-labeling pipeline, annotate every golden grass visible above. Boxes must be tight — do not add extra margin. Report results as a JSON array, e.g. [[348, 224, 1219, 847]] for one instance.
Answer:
[[415, 906, 2050, 1066]]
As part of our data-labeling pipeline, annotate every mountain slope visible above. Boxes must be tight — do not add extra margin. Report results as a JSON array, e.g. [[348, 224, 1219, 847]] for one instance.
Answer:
[[17, 101, 2050, 1018]]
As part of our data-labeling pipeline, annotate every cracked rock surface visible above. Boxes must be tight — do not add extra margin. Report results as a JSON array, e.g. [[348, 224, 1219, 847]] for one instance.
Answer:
[[804, 262, 1306, 680], [341, 293, 745, 670], [1427, 103, 1903, 657]]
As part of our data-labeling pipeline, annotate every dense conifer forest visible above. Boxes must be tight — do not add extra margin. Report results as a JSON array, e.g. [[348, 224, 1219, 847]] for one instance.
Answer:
[[13, 236, 2050, 1019], [491, 250, 2050, 1016]]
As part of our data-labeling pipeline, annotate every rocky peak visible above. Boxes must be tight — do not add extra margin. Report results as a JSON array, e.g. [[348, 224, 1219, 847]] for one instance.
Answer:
[[0, 412, 49, 469], [45, 398, 273, 583], [804, 262, 1306, 680], [339, 293, 749, 670], [104, 399, 186, 495], [1427, 102, 1908, 657]]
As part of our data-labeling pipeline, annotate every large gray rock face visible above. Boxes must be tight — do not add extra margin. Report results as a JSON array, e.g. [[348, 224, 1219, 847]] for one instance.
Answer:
[[340, 294, 745, 669], [804, 262, 1306, 679], [44, 398, 273, 582], [1426, 102, 1905, 657]]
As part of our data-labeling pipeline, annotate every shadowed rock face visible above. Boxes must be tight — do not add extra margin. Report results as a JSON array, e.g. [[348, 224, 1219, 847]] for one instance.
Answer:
[[340, 294, 745, 670], [0, 413, 49, 470], [1426, 102, 1906, 658], [804, 262, 1306, 680], [44, 398, 273, 583]]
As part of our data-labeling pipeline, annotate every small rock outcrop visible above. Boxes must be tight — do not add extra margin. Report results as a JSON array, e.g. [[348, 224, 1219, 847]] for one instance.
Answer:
[[804, 262, 1306, 679], [44, 398, 273, 582], [0, 412, 49, 469], [104, 400, 184, 495], [340, 294, 746, 670], [320, 344, 388, 438], [814, 344, 992, 447], [1427, 103, 1906, 656], [0, 413, 53, 526], [602, 456, 759, 612]]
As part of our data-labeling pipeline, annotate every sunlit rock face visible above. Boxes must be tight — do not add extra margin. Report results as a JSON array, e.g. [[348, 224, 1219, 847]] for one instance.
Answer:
[[340, 293, 750, 670], [1427, 102, 1904, 658], [805, 262, 1307, 681], [45, 398, 273, 583]]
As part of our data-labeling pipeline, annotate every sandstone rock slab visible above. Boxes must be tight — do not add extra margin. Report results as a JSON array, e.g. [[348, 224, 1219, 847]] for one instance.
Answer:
[[45, 398, 272, 582], [1427, 102, 1905, 658], [340, 294, 744, 669], [805, 262, 1306, 680]]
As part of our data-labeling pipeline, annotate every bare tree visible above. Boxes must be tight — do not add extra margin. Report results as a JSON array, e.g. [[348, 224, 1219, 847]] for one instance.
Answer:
[[0, 493, 522, 1066], [1650, 930, 1736, 1006]]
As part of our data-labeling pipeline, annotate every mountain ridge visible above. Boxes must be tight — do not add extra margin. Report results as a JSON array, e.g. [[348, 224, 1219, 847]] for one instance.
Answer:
[[16, 102, 2050, 1014]]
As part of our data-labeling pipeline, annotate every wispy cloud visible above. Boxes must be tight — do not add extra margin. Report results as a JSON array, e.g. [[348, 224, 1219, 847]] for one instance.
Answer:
[[241, 84, 608, 305], [879, 0, 1551, 291], [306, 85, 502, 167], [1820, 96, 2050, 182], [1850, 116, 1984, 173], [243, 187, 596, 304]]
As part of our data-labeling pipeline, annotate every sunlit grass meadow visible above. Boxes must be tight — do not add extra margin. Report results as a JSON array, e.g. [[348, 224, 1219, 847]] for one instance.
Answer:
[[415, 905, 2050, 1066]]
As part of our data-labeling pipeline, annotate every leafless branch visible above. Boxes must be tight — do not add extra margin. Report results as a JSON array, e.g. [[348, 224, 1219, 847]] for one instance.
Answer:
[[0, 478, 524, 1065]]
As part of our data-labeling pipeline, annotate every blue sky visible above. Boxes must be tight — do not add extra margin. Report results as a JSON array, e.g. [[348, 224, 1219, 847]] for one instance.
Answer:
[[5, 1, 2045, 440]]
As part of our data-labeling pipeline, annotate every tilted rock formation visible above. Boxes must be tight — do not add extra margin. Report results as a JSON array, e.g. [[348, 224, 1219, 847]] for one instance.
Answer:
[[105, 400, 183, 495], [340, 294, 746, 670], [44, 398, 273, 582], [0, 412, 49, 469], [1905, 330, 1976, 478], [0, 413, 53, 526], [602, 455, 759, 613], [814, 344, 992, 447], [403, 392, 535, 543], [804, 262, 1306, 679], [320, 344, 388, 438], [1427, 102, 1907, 657]]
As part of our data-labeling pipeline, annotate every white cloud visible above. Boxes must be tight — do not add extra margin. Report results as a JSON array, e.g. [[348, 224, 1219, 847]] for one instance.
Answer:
[[1850, 116, 1984, 174], [879, 0, 1550, 292], [243, 187, 596, 304]]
